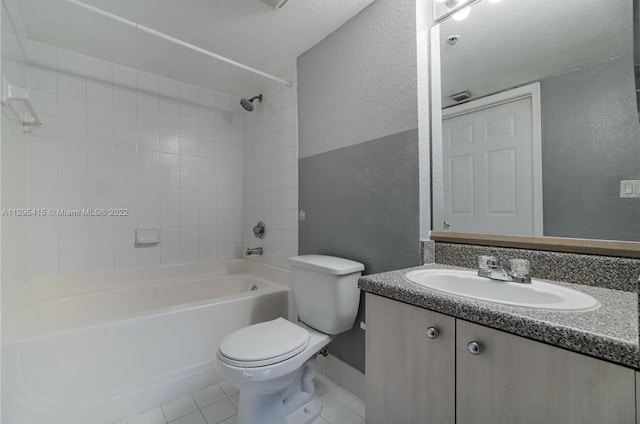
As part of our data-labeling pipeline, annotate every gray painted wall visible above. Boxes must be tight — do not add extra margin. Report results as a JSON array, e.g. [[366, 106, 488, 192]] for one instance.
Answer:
[[298, 129, 420, 372], [297, 0, 420, 373], [541, 56, 640, 241], [297, 0, 418, 159]]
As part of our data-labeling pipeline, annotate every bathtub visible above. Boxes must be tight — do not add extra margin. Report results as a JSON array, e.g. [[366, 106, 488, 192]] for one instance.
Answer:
[[2, 259, 292, 424]]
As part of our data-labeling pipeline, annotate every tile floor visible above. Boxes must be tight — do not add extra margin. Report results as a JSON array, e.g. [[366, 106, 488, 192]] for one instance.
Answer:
[[116, 375, 364, 424]]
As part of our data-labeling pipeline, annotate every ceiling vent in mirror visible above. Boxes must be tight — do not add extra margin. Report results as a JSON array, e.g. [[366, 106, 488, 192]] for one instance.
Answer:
[[450, 90, 473, 102], [259, 0, 289, 10]]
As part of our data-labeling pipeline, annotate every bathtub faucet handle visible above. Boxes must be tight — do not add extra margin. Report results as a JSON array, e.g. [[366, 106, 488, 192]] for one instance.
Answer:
[[246, 247, 263, 256]]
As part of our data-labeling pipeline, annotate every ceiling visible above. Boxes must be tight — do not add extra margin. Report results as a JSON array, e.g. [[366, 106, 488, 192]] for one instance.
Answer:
[[15, 0, 375, 96], [439, 0, 633, 107]]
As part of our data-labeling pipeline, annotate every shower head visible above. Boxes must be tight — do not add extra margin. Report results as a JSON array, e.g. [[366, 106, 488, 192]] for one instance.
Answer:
[[240, 94, 263, 112]]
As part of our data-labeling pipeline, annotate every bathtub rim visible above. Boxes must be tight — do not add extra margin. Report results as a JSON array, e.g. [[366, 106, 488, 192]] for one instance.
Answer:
[[3, 259, 293, 344]]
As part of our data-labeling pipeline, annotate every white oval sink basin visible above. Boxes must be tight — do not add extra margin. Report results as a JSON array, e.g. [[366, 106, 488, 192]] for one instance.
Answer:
[[405, 269, 600, 311]]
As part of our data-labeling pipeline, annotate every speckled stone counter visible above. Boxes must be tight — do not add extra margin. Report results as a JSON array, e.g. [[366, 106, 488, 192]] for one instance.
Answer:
[[359, 264, 639, 369]]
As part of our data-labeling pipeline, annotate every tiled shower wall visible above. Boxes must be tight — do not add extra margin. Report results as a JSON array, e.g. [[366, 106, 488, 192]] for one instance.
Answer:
[[1, 2, 29, 305], [241, 65, 298, 269], [25, 41, 244, 277]]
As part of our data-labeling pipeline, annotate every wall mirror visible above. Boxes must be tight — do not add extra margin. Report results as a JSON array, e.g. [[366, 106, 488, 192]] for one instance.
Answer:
[[430, 0, 640, 243]]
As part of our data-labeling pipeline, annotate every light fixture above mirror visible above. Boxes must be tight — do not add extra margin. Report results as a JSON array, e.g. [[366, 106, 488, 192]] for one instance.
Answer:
[[433, 0, 503, 23]]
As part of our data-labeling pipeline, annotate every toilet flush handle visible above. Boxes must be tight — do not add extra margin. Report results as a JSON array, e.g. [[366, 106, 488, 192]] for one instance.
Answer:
[[242, 369, 254, 379]]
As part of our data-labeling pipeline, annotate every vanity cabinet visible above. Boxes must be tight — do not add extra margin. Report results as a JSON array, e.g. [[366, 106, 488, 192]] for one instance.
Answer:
[[636, 372, 640, 423], [365, 293, 636, 424], [456, 320, 635, 424], [365, 293, 455, 424]]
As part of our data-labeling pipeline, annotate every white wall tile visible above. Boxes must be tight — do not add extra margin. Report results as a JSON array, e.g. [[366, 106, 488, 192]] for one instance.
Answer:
[[60, 251, 88, 275], [161, 244, 181, 265], [30, 253, 59, 277], [21, 45, 264, 278], [28, 159, 58, 184], [180, 155, 199, 174], [28, 137, 58, 161], [58, 95, 86, 120], [241, 69, 298, 268], [87, 80, 113, 103], [114, 106, 137, 128], [30, 66, 58, 93], [59, 163, 87, 186], [58, 117, 87, 142], [58, 73, 86, 98], [158, 77, 180, 99], [137, 71, 159, 94], [180, 83, 198, 103], [136, 131, 158, 152], [114, 168, 136, 188], [138, 92, 159, 113], [88, 144, 114, 166], [139, 245, 161, 266], [29, 41, 57, 68], [57, 48, 86, 75], [115, 248, 139, 268], [114, 86, 137, 108], [29, 89, 58, 115], [160, 153, 180, 173], [88, 249, 114, 272], [113, 64, 137, 88], [86, 57, 113, 82], [114, 146, 137, 169], [114, 126, 137, 146], [87, 100, 113, 124], [87, 122, 112, 144]]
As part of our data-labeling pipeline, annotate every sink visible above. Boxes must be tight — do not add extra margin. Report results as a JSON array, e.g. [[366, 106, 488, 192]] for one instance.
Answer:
[[405, 269, 600, 311]]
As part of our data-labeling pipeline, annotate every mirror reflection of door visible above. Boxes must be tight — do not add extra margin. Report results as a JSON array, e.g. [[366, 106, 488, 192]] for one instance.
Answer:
[[443, 84, 542, 236], [432, 0, 640, 241]]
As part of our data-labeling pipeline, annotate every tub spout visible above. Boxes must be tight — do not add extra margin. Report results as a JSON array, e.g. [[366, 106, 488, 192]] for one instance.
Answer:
[[246, 247, 263, 256]]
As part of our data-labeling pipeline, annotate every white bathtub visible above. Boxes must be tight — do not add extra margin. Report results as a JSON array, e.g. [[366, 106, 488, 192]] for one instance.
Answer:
[[2, 259, 292, 424]]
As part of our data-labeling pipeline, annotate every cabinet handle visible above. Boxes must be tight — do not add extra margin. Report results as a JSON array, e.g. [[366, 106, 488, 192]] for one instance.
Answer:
[[467, 341, 482, 355], [425, 327, 439, 339]]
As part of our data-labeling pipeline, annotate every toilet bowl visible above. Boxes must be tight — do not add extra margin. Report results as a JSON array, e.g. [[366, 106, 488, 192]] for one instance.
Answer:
[[216, 255, 364, 424], [217, 318, 331, 424]]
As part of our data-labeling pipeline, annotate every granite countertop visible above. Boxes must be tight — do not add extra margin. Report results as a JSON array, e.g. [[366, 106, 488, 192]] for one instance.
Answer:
[[359, 264, 639, 369]]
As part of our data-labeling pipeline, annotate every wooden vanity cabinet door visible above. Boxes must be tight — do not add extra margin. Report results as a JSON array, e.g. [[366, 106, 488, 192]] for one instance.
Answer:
[[456, 320, 635, 424], [365, 293, 455, 424]]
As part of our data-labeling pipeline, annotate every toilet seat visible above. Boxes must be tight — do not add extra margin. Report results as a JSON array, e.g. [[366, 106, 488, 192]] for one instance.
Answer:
[[218, 318, 311, 368]]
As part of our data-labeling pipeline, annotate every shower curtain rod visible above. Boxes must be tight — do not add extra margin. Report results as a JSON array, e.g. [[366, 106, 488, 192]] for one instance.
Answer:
[[64, 0, 293, 87]]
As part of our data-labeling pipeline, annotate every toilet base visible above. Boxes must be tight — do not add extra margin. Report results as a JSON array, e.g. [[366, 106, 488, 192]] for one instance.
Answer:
[[286, 397, 321, 424], [237, 394, 321, 424], [235, 357, 322, 424]]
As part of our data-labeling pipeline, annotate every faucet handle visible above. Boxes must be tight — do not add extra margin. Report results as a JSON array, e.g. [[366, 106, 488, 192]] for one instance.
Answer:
[[508, 259, 531, 284], [478, 255, 496, 270], [509, 258, 530, 276]]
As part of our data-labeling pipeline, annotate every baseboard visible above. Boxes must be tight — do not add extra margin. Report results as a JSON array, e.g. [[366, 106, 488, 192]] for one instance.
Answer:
[[316, 353, 365, 400]]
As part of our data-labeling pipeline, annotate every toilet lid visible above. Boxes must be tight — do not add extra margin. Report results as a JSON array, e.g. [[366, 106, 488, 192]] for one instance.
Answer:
[[218, 318, 310, 367]]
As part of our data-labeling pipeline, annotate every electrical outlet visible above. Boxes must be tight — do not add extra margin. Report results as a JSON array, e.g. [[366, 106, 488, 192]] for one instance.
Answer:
[[620, 180, 640, 198]]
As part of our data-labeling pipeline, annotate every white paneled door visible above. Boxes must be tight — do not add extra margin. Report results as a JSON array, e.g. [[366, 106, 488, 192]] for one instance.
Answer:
[[442, 84, 542, 236]]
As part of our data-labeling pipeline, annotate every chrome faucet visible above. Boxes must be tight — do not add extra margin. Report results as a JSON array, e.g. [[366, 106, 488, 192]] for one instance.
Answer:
[[478, 256, 531, 284], [246, 247, 263, 256]]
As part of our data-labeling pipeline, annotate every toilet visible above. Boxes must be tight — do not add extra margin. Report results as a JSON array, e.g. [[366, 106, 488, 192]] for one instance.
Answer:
[[216, 255, 364, 424]]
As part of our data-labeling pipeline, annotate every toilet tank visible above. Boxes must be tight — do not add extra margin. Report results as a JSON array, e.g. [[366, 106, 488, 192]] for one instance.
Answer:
[[288, 255, 364, 335]]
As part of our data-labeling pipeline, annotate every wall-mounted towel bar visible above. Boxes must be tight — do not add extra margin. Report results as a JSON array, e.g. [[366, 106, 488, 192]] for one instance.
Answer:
[[1, 75, 42, 133]]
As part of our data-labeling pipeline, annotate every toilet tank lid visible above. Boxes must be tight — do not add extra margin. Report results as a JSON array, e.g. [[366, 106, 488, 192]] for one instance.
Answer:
[[288, 255, 364, 275]]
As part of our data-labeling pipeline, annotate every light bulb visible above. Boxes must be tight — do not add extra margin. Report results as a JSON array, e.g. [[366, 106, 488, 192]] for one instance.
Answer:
[[452, 6, 471, 21]]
